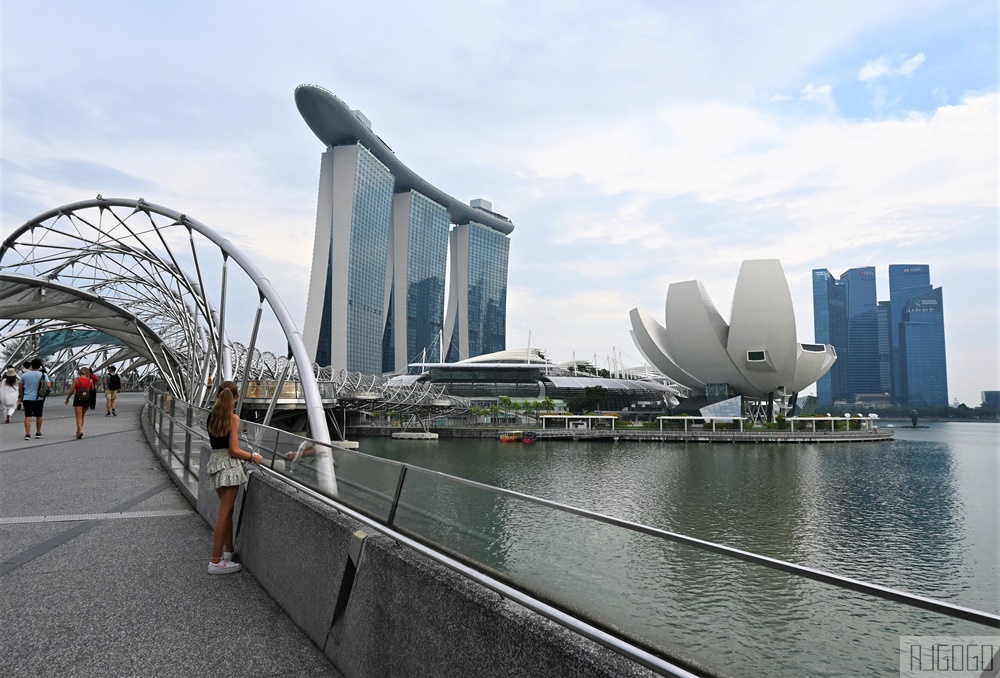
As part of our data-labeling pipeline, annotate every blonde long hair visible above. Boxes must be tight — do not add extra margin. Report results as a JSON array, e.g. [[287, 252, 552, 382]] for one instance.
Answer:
[[208, 381, 239, 438]]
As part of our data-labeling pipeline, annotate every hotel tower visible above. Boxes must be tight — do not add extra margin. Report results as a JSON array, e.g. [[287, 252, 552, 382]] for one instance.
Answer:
[[295, 85, 514, 374]]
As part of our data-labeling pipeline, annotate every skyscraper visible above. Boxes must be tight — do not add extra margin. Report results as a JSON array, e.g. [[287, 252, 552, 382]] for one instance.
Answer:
[[385, 191, 450, 372], [296, 85, 514, 374], [812, 267, 879, 405], [444, 219, 510, 361], [899, 286, 948, 406], [843, 267, 880, 398], [812, 269, 848, 405], [888, 264, 932, 403], [877, 301, 891, 394], [815, 263, 948, 407]]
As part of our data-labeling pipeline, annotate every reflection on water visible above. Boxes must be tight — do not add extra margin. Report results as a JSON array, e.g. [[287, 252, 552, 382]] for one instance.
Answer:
[[358, 423, 999, 676]]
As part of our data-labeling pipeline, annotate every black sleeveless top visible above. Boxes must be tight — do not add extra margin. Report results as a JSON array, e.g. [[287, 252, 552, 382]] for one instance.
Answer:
[[207, 413, 230, 450]]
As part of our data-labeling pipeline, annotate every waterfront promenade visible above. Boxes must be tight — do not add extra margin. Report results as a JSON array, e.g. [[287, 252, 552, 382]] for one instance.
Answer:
[[0, 393, 343, 677]]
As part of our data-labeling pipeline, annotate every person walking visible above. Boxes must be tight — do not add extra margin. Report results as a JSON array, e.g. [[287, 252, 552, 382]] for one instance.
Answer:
[[2, 367, 19, 424], [206, 380, 260, 575], [18, 359, 51, 440], [88, 366, 99, 412], [103, 366, 121, 416], [65, 367, 95, 439]]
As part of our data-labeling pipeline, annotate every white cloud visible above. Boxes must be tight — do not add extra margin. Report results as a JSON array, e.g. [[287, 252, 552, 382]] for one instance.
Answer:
[[493, 92, 997, 404], [801, 83, 836, 110], [859, 53, 926, 81], [1, 1, 995, 406]]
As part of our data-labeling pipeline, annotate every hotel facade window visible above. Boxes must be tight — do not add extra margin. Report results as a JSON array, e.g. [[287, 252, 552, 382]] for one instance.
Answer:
[[444, 222, 510, 362], [384, 190, 450, 372]]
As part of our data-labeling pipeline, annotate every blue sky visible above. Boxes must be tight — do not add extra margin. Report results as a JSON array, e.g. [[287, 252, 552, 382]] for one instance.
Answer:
[[2, 0, 997, 405]]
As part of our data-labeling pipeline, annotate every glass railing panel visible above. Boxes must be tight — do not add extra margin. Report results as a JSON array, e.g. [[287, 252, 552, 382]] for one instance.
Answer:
[[388, 469, 998, 676], [262, 437, 403, 522], [328, 448, 401, 521], [244, 381, 269, 399]]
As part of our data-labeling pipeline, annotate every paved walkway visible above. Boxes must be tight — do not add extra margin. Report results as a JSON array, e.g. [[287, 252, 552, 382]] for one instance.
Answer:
[[1, 392, 343, 677]]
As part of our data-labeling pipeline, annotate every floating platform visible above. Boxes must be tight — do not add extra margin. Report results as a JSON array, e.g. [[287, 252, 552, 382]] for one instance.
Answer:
[[331, 440, 360, 449], [391, 432, 439, 440], [530, 429, 893, 444]]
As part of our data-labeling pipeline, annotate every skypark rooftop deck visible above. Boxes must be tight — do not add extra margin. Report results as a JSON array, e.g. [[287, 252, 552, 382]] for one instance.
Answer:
[[295, 84, 514, 235]]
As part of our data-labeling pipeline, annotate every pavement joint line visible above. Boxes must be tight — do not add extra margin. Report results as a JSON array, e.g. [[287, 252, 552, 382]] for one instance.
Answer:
[[0, 509, 195, 524], [0, 479, 181, 577], [0, 429, 145, 453]]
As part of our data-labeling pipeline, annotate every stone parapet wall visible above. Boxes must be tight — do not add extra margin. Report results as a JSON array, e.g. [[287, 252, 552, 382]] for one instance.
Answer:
[[234, 471, 659, 678]]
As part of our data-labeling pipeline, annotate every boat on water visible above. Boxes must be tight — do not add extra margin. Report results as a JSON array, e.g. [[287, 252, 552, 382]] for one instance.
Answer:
[[499, 430, 523, 443], [521, 431, 537, 444]]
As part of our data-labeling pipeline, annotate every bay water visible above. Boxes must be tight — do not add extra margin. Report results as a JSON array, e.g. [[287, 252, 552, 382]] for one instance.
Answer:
[[357, 422, 998, 676]]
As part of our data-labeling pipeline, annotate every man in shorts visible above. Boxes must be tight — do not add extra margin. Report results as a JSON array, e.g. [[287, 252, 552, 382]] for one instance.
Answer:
[[18, 359, 51, 440], [103, 365, 122, 416]]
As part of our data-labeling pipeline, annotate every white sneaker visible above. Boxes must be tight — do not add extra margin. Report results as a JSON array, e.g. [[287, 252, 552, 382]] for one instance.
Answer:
[[207, 560, 242, 575], [222, 551, 234, 562]]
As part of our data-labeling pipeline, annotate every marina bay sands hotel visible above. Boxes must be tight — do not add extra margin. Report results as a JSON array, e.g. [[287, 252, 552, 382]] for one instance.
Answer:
[[295, 85, 513, 374]]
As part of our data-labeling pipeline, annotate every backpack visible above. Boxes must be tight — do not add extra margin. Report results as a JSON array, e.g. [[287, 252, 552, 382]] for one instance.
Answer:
[[108, 373, 122, 390], [38, 373, 51, 398], [77, 377, 91, 404]]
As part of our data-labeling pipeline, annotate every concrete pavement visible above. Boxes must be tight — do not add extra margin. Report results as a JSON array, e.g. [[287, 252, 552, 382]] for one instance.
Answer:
[[0, 392, 343, 677]]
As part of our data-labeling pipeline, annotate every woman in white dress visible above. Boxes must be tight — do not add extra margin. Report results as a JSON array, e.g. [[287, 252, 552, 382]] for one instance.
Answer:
[[1, 367, 19, 424]]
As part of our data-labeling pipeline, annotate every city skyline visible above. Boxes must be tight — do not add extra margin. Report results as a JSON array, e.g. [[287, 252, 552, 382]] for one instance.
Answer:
[[813, 263, 948, 406], [1, 2, 996, 405]]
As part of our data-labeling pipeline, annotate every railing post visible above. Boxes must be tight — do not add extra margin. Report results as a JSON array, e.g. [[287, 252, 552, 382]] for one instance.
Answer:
[[157, 392, 165, 435], [184, 404, 193, 472], [386, 466, 408, 527], [167, 397, 175, 455]]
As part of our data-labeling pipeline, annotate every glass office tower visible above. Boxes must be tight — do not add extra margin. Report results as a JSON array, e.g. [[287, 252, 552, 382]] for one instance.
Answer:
[[444, 222, 510, 362], [813, 267, 880, 404], [888, 265, 932, 404], [877, 301, 891, 394], [900, 287, 948, 406], [812, 269, 848, 405], [843, 267, 880, 399]]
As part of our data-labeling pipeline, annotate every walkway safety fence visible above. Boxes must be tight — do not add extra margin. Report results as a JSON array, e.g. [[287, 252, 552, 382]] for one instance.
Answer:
[[145, 387, 999, 677]]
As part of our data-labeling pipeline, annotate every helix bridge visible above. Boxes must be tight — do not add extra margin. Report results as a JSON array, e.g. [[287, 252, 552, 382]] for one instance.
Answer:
[[0, 197, 470, 492]]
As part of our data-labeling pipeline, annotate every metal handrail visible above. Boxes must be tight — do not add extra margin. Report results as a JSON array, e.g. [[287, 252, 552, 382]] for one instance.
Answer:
[[146, 389, 1000, 635], [388, 462, 998, 628], [252, 464, 701, 678]]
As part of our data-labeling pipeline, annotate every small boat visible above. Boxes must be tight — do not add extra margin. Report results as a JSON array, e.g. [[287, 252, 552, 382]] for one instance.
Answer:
[[499, 430, 523, 443], [521, 431, 537, 444]]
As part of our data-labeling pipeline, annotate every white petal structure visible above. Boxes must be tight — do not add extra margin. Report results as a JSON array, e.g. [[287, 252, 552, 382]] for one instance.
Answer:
[[629, 259, 836, 400]]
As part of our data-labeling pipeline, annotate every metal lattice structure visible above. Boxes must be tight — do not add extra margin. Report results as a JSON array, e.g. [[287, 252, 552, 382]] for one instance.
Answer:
[[0, 196, 470, 424], [0, 197, 338, 493]]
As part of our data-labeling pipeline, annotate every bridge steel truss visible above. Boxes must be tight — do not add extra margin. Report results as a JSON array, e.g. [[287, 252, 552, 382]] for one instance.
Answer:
[[0, 196, 339, 493], [0, 197, 471, 466]]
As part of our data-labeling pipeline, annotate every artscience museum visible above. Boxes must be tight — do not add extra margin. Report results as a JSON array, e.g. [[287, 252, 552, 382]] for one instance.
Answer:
[[629, 260, 836, 421]]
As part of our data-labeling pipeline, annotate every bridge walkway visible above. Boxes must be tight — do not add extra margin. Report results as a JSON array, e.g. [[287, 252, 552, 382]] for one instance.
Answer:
[[0, 392, 343, 677]]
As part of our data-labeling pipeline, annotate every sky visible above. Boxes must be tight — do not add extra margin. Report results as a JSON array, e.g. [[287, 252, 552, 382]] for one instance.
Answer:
[[1, 0, 997, 406]]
